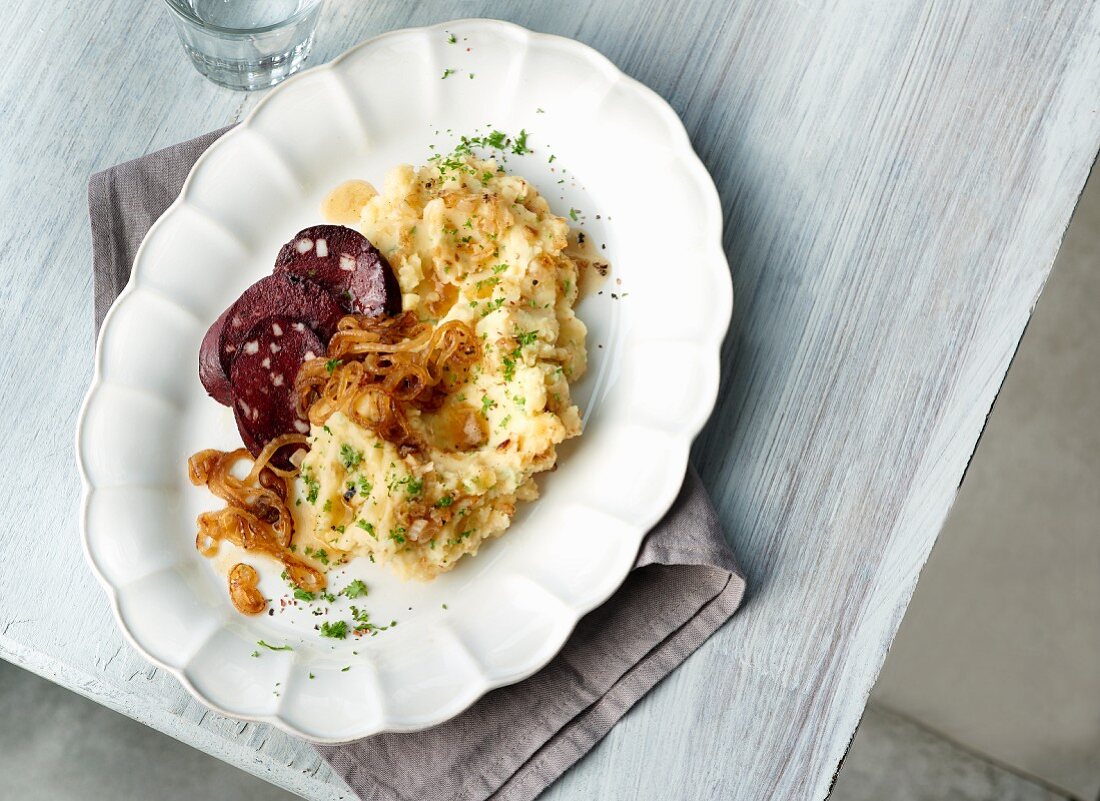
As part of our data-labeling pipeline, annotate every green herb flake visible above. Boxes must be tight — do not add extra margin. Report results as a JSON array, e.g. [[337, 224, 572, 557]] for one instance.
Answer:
[[355, 519, 377, 538], [341, 666, 351, 672], [480, 297, 505, 316], [441, 68, 456, 79], [302, 469, 320, 504], [569, 208, 579, 222], [340, 444, 364, 470], [512, 129, 531, 155], [257, 640, 293, 652], [325, 358, 343, 374], [447, 32, 456, 44], [320, 620, 348, 639], [434, 495, 454, 509], [342, 579, 369, 599], [294, 588, 316, 602]]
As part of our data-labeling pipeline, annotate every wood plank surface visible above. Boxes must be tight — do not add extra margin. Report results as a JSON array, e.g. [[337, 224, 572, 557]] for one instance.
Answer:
[[1, 1, 1098, 798]]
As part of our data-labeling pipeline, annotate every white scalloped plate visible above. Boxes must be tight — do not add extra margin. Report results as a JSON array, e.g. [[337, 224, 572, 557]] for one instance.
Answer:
[[77, 19, 731, 742]]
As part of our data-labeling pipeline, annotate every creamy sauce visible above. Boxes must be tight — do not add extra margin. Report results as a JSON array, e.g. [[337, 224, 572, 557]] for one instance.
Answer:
[[321, 179, 378, 225]]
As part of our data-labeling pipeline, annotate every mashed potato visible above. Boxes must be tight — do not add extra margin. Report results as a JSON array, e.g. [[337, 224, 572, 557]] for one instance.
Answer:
[[292, 152, 587, 579]]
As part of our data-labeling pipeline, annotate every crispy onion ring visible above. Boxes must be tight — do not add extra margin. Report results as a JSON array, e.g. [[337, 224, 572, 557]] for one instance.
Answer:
[[188, 439, 324, 601], [296, 312, 480, 450]]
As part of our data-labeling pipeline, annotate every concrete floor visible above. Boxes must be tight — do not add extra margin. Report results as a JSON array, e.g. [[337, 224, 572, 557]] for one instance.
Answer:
[[0, 660, 297, 801], [869, 167, 1100, 798], [832, 705, 1068, 801]]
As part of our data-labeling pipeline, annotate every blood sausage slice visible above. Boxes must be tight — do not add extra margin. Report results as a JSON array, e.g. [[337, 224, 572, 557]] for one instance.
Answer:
[[199, 306, 234, 405], [229, 316, 321, 459], [219, 274, 344, 384], [274, 225, 401, 316]]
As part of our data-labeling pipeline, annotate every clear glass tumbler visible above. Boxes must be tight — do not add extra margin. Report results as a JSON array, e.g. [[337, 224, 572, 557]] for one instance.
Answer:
[[162, 0, 325, 91]]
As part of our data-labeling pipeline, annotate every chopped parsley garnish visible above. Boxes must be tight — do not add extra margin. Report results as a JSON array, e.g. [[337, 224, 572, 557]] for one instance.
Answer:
[[502, 356, 516, 382], [405, 478, 424, 497], [341, 666, 351, 672], [435, 495, 454, 509], [257, 640, 293, 651], [320, 620, 347, 639], [322, 499, 332, 513], [357, 476, 373, 496], [250, 650, 260, 658], [389, 527, 407, 544], [512, 129, 531, 155], [341, 579, 369, 599], [302, 469, 320, 504], [515, 330, 538, 347], [480, 394, 497, 417], [441, 68, 456, 79], [340, 444, 364, 470], [355, 519, 377, 537], [314, 549, 330, 566], [293, 588, 316, 602], [475, 276, 500, 291], [569, 208, 579, 221], [492, 263, 508, 274], [480, 297, 505, 316], [447, 32, 456, 44], [325, 358, 343, 374]]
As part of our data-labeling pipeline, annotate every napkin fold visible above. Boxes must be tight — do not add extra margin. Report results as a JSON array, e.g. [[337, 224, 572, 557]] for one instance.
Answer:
[[88, 129, 746, 801]]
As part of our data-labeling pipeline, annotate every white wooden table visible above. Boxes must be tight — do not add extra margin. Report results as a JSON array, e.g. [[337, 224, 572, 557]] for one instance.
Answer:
[[2, 1, 1098, 798]]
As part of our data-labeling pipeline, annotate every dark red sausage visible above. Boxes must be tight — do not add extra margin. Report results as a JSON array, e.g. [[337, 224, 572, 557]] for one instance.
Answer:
[[274, 225, 401, 317], [199, 305, 234, 405], [229, 315, 322, 462], [218, 274, 344, 385]]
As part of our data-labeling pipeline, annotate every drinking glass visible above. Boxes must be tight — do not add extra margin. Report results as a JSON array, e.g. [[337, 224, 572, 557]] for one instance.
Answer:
[[162, 0, 326, 91]]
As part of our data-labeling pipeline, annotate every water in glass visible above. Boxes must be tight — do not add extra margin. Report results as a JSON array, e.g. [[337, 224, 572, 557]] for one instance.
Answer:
[[165, 0, 324, 91]]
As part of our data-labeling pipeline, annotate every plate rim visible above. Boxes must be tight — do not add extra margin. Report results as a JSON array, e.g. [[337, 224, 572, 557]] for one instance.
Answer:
[[75, 17, 733, 742]]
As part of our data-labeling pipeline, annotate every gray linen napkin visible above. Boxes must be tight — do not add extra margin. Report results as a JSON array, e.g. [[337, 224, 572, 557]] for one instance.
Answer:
[[88, 129, 747, 801]]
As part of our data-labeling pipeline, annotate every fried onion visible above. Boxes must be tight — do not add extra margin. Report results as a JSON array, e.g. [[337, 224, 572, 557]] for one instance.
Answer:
[[188, 435, 324, 604], [296, 312, 479, 450]]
